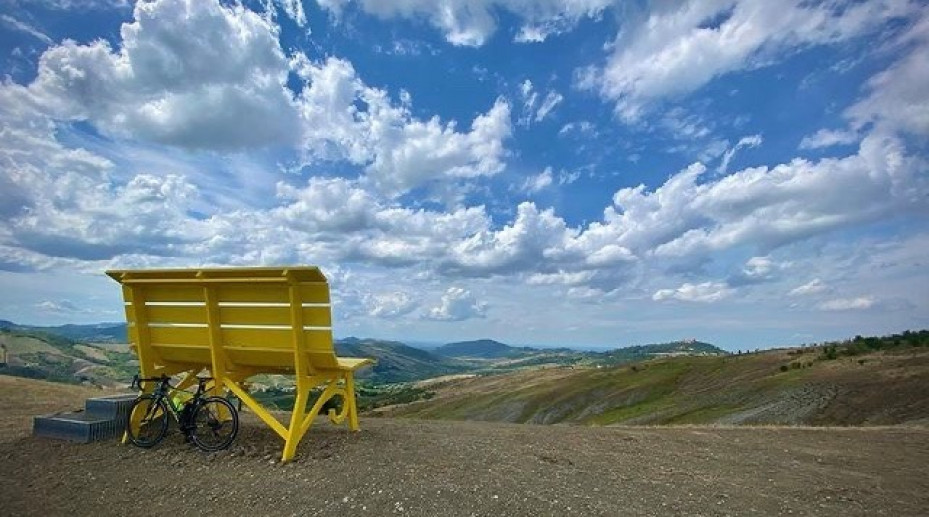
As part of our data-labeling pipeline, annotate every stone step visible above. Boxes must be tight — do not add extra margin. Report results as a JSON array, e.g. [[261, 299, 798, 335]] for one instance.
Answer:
[[33, 393, 138, 443], [85, 393, 136, 427], [33, 411, 122, 443]]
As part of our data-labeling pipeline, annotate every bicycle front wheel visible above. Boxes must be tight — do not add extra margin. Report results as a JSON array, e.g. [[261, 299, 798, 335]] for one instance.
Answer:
[[189, 397, 239, 451], [126, 395, 168, 448]]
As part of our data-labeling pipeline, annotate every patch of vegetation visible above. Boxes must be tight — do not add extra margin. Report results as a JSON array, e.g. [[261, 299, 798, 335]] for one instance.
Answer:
[[251, 383, 436, 413], [251, 388, 341, 413], [99, 348, 137, 381], [597, 340, 727, 366], [665, 404, 744, 424], [0, 365, 62, 382], [357, 384, 435, 411], [816, 331, 928, 361], [15, 352, 80, 383]]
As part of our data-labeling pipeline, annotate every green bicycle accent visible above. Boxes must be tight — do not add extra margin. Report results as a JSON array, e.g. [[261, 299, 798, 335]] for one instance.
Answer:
[[126, 374, 239, 451]]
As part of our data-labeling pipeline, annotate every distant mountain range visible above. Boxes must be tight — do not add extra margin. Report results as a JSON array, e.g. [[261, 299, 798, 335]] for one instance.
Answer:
[[0, 319, 727, 357], [0, 319, 727, 386], [0, 320, 128, 343], [335, 337, 468, 383], [432, 338, 726, 362]]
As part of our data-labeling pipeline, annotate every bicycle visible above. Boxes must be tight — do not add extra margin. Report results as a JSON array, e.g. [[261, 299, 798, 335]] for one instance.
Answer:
[[126, 374, 239, 451]]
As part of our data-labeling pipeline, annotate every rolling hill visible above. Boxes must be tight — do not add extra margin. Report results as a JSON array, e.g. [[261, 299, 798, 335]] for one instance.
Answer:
[[378, 331, 929, 427], [335, 337, 469, 383], [432, 339, 528, 358], [0, 320, 127, 343], [0, 328, 136, 387], [597, 339, 726, 365], [430, 338, 728, 374]]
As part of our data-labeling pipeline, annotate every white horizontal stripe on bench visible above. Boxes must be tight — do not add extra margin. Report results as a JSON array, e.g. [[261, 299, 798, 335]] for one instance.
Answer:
[[144, 322, 330, 331], [144, 301, 206, 307], [130, 302, 330, 308], [218, 302, 288, 307], [215, 302, 331, 308], [220, 324, 331, 331]]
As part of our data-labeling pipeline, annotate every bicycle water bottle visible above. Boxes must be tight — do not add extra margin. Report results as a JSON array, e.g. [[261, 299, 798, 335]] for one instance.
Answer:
[[172, 390, 192, 408]]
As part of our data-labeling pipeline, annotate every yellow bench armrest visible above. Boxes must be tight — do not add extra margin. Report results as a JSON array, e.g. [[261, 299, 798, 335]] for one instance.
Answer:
[[334, 357, 376, 371]]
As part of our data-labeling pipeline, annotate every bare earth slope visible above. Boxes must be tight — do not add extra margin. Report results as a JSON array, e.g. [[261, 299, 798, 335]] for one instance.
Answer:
[[1, 375, 928, 516], [380, 348, 929, 426]]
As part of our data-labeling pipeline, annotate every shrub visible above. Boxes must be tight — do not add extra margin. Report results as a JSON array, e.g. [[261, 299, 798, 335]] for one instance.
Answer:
[[820, 345, 838, 361]]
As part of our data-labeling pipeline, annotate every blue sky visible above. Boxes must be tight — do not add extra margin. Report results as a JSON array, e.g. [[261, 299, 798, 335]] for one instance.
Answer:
[[0, 0, 927, 350]]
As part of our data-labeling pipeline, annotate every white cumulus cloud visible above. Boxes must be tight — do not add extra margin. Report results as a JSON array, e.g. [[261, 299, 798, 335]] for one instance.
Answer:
[[799, 129, 860, 150], [316, 0, 611, 46], [521, 167, 554, 194], [293, 55, 512, 196], [581, 0, 915, 121], [845, 12, 929, 138], [718, 134, 762, 174], [425, 287, 487, 321], [364, 291, 417, 318], [653, 282, 733, 303], [789, 278, 829, 296], [818, 296, 875, 311], [22, 0, 300, 150], [535, 91, 564, 122]]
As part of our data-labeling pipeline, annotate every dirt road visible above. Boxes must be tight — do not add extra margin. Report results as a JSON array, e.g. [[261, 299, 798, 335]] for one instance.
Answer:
[[1, 377, 927, 516]]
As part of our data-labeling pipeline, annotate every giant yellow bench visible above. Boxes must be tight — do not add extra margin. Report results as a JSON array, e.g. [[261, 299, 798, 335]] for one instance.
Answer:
[[106, 266, 374, 462]]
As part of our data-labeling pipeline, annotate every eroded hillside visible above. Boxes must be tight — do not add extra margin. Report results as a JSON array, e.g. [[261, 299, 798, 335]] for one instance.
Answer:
[[378, 344, 929, 426]]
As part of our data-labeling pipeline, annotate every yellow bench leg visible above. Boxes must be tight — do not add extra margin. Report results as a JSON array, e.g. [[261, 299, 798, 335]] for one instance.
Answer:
[[281, 385, 309, 463], [345, 373, 360, 432]]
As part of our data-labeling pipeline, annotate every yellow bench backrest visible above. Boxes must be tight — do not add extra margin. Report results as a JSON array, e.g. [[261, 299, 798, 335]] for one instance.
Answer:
[[107, 266, 338, 373]]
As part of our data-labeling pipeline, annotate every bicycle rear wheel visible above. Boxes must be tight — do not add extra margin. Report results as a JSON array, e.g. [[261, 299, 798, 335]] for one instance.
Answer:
[[189, 397, 239, 451], [126, 395, 168, 448]]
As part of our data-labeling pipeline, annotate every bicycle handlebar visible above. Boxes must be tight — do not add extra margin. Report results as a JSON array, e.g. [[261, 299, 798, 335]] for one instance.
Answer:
[[130, 374, 169, 390], [130, 374, 215, 391]]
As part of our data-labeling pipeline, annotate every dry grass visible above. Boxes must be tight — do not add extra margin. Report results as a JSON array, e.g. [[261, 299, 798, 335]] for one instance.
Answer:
[[381, 347, 929, 427], [0, 374, 119, 442]]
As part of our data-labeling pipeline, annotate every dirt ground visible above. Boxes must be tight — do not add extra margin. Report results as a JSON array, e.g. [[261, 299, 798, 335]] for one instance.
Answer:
[[1, 376, 927, 516]]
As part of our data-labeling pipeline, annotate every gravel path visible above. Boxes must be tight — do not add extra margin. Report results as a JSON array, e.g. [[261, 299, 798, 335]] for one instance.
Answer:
[[2, 412, 928, 516]]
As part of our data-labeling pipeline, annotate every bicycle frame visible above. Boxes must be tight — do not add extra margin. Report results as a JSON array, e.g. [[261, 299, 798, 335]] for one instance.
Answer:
[[132, 375, 211, 430]]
